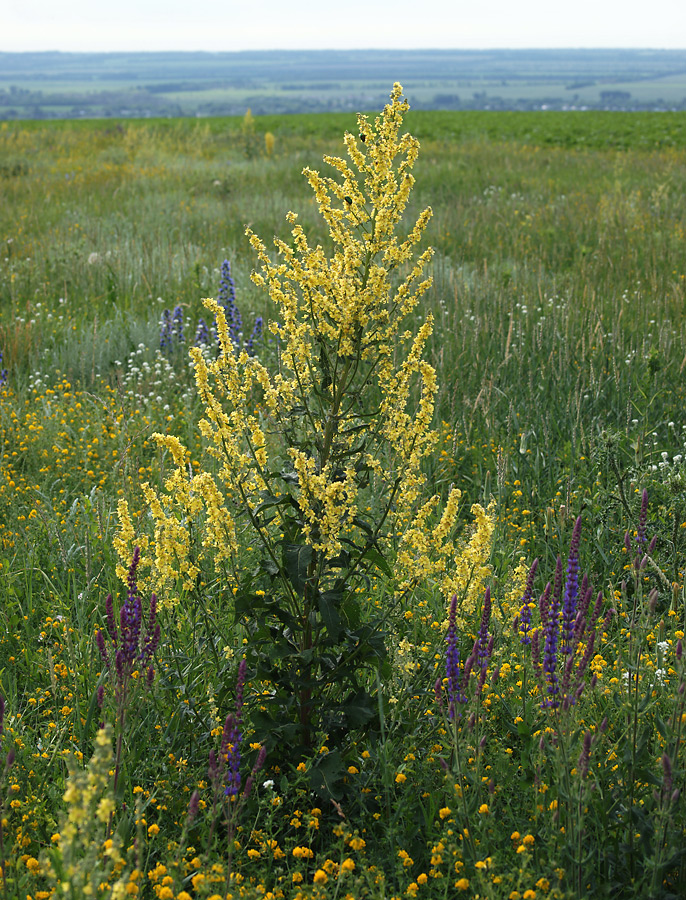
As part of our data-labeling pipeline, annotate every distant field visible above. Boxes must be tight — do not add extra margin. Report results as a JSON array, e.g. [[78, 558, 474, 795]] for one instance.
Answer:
[[4, 109, 686, 151], [1, 48, 685, 118]]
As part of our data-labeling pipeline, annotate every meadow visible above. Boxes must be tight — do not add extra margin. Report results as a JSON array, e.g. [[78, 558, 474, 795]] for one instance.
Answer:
[[0, 91, 686, 900]]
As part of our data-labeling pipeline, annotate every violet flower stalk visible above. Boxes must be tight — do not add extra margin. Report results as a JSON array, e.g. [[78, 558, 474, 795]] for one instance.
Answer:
[[96, 547, 161, 701], [222, 659, 247, 797], [561, 516, 582, 653], [445, 594, 464, 719], [542, 557, 563, 708]]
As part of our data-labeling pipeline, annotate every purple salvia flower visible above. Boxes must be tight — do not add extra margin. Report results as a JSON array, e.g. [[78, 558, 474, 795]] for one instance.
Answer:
[[572, 630, 596, 697], [146, 665, 155, 688], [96, 630, 109, 667], [542, 558, 563, 708], [223, 660, 248, 797], [187, 790, 200, 825], [208, 749, 219, 786], [96, 684, 105, 708], [477, 636, 495, 692], [115, 649, 125, 686], [560, 652, 576, 703], [676, 640, 683, 661], [445, 594, 462, 719], [460, 654, 476, 693], [518, 559, 539, 645], [588, 592, 604, 631], [572, 611, 586, 647], [562, 516, 582, 654], [434, 677, 443, 709]]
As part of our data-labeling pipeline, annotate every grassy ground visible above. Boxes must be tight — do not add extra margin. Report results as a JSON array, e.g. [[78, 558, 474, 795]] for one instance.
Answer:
[[1, 106, 686, 899]]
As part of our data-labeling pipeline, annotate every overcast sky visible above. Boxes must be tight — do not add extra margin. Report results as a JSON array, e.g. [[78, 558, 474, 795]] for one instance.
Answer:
[[3, 0, 685, 52]]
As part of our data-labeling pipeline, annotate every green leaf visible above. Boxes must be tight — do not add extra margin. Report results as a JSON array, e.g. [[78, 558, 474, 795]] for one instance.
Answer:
[[318, 590, 342, 641], [364, 547, 392, 577], [282, 542, 313, 594], [308, 750, 344, 800]]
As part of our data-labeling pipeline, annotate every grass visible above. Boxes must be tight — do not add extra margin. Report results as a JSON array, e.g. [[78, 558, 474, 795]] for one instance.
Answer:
[[0, 106, 686, 899]]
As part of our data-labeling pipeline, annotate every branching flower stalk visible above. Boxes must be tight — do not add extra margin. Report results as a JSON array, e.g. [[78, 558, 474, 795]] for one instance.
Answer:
[[206, 660, 266, 891], [96, 547, 160, 797], [116, 84, 495, 750]]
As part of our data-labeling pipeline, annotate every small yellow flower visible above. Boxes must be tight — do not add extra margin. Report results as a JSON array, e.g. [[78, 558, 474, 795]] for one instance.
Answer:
[[297, 762, 307, 772], [147, 824, 160, 837], [313, 869, 328, 884], [439, 807, 451, 819], [395, 773, 407, 784], [523, 891, 537, 900], [456, 878, 469, 890], [478, 803, 489, 814]]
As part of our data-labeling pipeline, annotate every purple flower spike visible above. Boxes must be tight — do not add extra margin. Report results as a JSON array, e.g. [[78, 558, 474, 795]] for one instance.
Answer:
[[96, 630, 109, 666], [220, 660, 249, 798], [96, 548, 160, 705], [542, 560, 563, 708], [562, 516, 582, 653], [445, 594, 463, 719]]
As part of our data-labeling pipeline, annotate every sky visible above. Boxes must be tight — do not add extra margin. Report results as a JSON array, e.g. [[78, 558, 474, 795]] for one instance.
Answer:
[[2, 0, 685, 52]]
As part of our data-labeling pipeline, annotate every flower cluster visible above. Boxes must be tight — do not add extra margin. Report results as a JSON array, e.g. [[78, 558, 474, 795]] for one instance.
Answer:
[[96, 546, 161, 698]]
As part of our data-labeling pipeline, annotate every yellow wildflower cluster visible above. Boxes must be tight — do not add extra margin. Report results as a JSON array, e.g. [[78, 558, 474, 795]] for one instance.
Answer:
[[42, 724, 131, 898], [116, 83, 489, 631]]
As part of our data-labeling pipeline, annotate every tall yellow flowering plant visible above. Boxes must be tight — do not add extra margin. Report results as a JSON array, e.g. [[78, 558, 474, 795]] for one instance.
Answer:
[[116, 84, 494, 754]]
